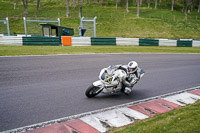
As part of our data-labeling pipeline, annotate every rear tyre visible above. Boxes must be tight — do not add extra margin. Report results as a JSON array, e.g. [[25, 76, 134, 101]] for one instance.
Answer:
[[85, 84, 102, 98]]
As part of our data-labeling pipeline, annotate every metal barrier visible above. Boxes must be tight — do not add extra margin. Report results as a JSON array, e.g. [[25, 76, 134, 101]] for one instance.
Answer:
[[23, 17, 60, 36], [80, 17, 97, 37]]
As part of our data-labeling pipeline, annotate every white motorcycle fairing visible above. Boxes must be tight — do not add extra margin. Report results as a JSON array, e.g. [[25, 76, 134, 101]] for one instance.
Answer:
[[93, 80, 104, 88], [93, 66, 127, 94]]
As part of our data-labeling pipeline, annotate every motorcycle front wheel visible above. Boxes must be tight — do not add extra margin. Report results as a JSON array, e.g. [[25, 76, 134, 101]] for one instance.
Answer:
[[85, 84, 102, 98]]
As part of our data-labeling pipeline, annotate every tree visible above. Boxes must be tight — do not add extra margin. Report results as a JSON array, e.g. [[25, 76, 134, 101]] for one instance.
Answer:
[[97, 0, 102, 5], [79, 0, 82, 18], [66, 0, 70, 17], [148, 0, 151, 8], [137, 0, 140, 17], [73, 0, 77, 7], [140, 0, 143, 6], [171, 0, 174, 12], [133, 0, 137, 6], [87, 0, 91, 5], [116, 0, 118, 9], [23, 0, 28, 14], [182, 0, 185, 12], [14, 0, 19, 9], [185, 0, 194, 19], [37, 0, 40, 12], [126, 0, 129, 12], [155, 0, 158, 9], [198, 0, 200, 13]]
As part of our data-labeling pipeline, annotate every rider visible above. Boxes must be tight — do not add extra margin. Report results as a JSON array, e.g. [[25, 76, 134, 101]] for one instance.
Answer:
[[117, 61, 142, 95]]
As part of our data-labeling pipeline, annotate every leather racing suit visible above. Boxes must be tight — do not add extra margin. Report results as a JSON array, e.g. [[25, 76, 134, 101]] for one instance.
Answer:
[[116, 65, 141, 94]]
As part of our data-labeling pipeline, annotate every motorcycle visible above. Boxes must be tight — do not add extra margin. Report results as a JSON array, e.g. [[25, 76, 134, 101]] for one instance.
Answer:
[[85, 65, 145, 98]]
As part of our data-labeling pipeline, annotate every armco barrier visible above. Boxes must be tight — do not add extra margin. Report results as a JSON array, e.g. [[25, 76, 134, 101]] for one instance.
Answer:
[[91, 37, 116, 45], [159, 39, 177, 47], [1, 36, 200, 47], [116, 38, 139, 46], [139, 38, 159, 46], [192, 40, 200, 47], [0, 36, 22, 45], [72, 37, 91, 46], [177, 39, 193, 47], [23, 36, 61, 46]]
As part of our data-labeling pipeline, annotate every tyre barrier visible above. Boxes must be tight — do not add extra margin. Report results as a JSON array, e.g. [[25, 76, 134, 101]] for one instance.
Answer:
[[0, 36, 23, 46], [91, 37, 116, 46], [66, 37, 199, 47], [72, 37, 91, 46], [23, 36, 61, 46], [159, 39, 177, 47], [116, 38, 139, 46], [0, 36, 200, 47], [139, 38, 159, 46]]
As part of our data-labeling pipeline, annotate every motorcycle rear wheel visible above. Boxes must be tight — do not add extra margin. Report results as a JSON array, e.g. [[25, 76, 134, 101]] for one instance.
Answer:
[[85, 84, 102, 98]]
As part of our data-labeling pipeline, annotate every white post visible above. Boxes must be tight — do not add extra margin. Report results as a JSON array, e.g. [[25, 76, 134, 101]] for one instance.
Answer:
[[81, 17, 84, 28], [94, 16, 97, 37], [57, 18, 60, 26], [6, 17, 10, 36], [23, 17, 28, 36]]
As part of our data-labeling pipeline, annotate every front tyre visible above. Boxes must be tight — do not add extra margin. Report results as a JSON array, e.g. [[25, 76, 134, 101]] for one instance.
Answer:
[[85, 84, 102, 98]]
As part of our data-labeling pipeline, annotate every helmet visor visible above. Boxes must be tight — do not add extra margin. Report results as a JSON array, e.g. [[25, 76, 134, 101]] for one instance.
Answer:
[[128, 67, 137, 73]]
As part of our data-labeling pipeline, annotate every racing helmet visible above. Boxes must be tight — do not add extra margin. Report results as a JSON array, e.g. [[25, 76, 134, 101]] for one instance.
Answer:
[[127, 61, 138, 73]]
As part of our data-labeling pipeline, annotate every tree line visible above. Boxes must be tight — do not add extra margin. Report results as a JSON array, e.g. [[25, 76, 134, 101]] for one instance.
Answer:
[[13, 0, 200, 18]]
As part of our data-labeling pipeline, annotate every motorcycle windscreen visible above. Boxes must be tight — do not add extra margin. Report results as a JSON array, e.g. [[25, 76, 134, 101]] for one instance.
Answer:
[[100, 71, 113, 83]]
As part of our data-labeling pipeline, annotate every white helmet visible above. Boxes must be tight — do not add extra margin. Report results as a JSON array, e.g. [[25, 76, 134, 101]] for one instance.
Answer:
[[127, 61, 138, 73]]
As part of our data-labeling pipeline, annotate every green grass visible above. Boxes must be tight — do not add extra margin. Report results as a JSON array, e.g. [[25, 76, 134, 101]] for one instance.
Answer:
[[0, 1, 200, 39], [111, 100, 200, 133], [0, 45, 200, 56]]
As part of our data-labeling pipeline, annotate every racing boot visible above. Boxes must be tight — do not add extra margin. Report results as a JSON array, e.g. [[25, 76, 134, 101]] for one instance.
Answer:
[[124, 87, 132, 95]]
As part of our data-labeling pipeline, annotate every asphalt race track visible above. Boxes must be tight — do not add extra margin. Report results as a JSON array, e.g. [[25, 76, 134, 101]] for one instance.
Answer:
[[0, 53, 200, 132]]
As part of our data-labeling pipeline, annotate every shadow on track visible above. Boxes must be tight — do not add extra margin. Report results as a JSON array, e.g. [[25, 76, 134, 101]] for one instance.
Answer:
[[84, 89, 144, 100]]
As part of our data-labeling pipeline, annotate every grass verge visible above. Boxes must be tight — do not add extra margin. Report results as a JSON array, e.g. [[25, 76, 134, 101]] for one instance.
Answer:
[[111, 100, 200, 133], [1, 1, 200, 38], [0, 45, 200, 56]]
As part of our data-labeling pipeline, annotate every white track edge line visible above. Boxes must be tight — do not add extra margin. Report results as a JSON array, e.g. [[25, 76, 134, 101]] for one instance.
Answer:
[[1, 53, 200, 58]]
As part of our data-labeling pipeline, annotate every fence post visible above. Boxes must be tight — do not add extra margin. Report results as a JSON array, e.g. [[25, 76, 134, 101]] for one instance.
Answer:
[[80, 17, 84, 28], [79, 17, 84, 36], [94, 16, 97, 37], [6, 17, 10, 36], [23, 17, 28, 37], [57, 18, 60, 26]]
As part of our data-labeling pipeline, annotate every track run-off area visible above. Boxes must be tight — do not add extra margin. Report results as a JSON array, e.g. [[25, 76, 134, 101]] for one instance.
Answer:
[[0, 53, 200, 132]]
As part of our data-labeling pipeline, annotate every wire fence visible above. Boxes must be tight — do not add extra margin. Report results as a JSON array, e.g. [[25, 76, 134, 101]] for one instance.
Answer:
[[81, 17, 97, 37], [0, 17, 10, 35], [23, 17, 60, 36]]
